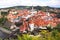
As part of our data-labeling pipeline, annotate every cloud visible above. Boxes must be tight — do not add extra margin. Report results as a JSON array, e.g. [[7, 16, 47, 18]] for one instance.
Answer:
[[0, 0, 60, 8], [20, 0, 60, 7], [0, 0, 21, 8], [20, 0, 48, 6], [47, 0, 60, 7]]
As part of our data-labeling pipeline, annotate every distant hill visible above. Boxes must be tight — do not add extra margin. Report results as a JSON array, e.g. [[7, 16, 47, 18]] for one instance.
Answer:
[[0, 6, 60, 14], [0, 6, 60, 18], [0, 6, 60, 10]]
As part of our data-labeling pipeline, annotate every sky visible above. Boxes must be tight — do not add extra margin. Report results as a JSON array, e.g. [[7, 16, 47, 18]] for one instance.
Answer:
[[0, 0, 60, 8]]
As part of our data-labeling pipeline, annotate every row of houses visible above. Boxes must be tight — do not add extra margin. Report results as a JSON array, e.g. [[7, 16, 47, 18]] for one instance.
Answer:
[[7, 8, 60, 32]]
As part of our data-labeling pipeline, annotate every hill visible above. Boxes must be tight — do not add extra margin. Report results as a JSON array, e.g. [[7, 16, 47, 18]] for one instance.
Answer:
[[0, 6, 60, 10]]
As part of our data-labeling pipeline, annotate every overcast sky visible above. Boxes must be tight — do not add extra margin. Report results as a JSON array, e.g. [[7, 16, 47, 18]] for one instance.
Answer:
[[0, 0, 60, 8]]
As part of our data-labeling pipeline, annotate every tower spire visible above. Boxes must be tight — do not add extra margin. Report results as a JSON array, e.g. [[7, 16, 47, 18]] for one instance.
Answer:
[[32, 6, 34, 12]]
